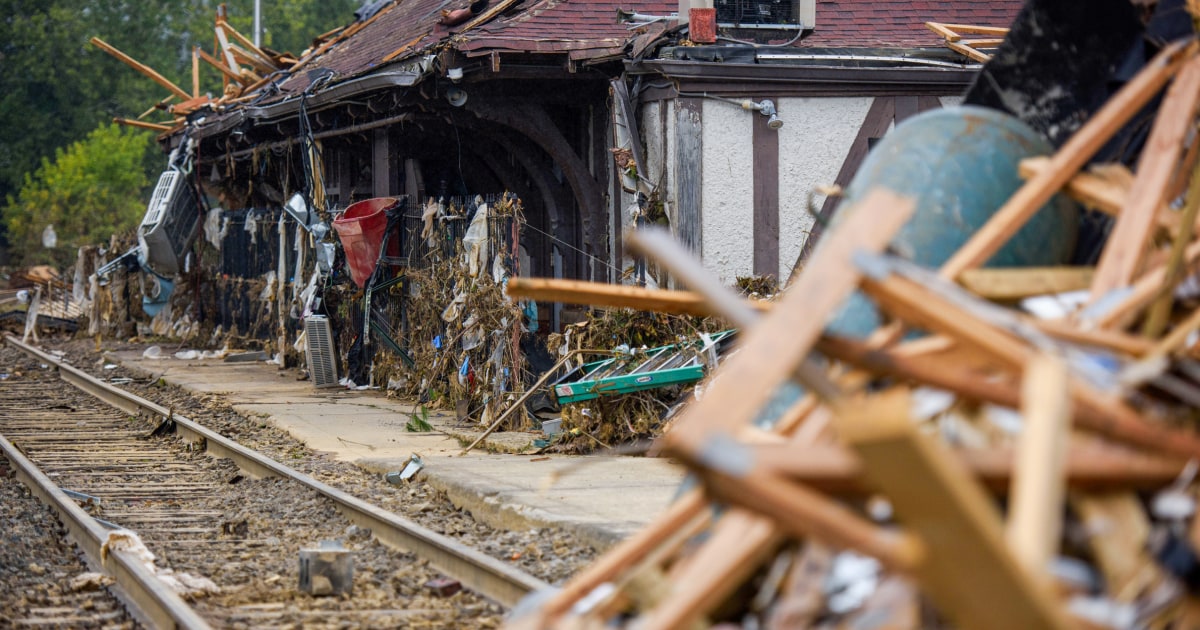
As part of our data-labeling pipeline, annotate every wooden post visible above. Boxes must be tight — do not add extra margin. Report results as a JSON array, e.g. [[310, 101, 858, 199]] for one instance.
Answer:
[[1007, 354, 1071, 574]]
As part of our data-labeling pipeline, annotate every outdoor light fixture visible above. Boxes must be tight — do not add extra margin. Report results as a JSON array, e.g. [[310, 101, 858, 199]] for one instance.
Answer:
[[742, 99, 783, 129], [447, 67, 464, 82], [446, 87, 468, 107]]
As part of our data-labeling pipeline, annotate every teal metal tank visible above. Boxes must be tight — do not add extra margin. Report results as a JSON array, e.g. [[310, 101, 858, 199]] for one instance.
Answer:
[[825, 105, 1079, 339]]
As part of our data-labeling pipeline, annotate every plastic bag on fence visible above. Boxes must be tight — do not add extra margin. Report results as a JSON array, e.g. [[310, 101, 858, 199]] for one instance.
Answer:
[[441, 291, 466, 322], [421, 198, 440, 246], [204, 208, 224, 249], [462, 200, 489, 277]]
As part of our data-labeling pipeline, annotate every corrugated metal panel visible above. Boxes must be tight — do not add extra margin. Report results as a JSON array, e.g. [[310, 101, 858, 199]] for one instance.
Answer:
[[305, 315, 340, 388]]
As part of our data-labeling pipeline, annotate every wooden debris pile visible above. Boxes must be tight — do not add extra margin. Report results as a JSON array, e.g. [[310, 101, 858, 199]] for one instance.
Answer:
[[505, 40, 1200, 629], [92, 4, 303, 135]]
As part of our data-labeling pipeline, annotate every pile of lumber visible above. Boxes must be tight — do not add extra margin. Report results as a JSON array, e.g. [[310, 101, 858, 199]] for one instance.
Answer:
[[504, 40, 1200, 629]]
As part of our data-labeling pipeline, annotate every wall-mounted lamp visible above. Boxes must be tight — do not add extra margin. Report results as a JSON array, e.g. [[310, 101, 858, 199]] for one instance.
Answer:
[[446, 87, 468, 107], [742, 99, 783, 130], [447, 67, 464, 82]]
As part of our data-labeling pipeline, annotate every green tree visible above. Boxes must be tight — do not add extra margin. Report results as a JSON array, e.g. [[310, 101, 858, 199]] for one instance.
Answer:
[[0, 0, 359, 261], [2, 123, 152, 267]]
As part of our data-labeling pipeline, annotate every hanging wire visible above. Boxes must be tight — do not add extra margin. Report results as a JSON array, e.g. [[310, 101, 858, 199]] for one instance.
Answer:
[[520, 221, 622, 274]]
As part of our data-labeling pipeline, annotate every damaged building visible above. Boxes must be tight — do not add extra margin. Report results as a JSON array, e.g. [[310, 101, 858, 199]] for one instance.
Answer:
[[84, 0, 1021, 420]]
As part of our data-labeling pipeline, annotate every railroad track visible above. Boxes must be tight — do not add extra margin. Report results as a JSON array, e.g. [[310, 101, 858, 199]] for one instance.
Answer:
[[0, 335, 548, 628]]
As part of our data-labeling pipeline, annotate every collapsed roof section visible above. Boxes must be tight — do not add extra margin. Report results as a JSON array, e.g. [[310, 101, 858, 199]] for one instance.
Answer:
[[184, 0, 1020, 143]]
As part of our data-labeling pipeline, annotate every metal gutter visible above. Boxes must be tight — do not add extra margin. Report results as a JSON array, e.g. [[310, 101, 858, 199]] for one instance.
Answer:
[[628, 59, 977, 87], [190, 68, 428, 140]]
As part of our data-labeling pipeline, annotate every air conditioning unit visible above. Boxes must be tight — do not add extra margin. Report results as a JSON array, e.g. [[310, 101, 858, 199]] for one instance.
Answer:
[[304, 315, 340, 388], [716, 0, 815, 29], [139, 169, 201, 276]]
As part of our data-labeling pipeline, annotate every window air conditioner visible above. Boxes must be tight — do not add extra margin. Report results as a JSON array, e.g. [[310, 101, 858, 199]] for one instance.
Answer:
[[716, 0, 815, 29], [138, 169, 201, 276]]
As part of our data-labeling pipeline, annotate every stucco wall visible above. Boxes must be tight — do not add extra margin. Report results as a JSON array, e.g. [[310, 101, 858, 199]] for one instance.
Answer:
[[776, 96, 874, 281], [700, 99, 756, 283], [638, 94, 939, 284]]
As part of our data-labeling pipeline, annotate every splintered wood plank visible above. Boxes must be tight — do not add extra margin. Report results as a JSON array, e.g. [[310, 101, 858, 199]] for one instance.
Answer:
[[838, 391, 1072, 630], [536, 490, 708, 623], [505, 277, 770, 317], [1017, 158, 1185, 233], [957, 266, 1094, 299], [747, 441, 1184, 494], [924, 21, 962, 41], [1091, 53, 1200, 299], [940, 40, 1191, 280], [640, 188, 915, 455], [196, 47, 245, 83], [936, 23, 1010, 37], [1007, 355, 1071, 574], [946, 41, 992, 63], [860, 271, 1200, 459], [639, 510, 783, 630], [113, 118, 173, 133]]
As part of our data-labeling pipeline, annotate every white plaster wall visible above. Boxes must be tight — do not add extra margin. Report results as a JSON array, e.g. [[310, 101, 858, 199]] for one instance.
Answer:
[[776, 96, 874, 281], [700, 99, 755, 283], [940, 95, 965, 108]]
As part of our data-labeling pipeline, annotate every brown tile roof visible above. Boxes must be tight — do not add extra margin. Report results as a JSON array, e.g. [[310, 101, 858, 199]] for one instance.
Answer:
[[803, 0, 1020, 48], [459, 0, 678, 58], [265, 0, 1022, 97]]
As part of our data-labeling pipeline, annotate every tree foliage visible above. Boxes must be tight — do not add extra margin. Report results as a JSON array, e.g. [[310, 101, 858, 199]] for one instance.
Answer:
[[2, 123, 151, 267], [0, 0, 359, 262]]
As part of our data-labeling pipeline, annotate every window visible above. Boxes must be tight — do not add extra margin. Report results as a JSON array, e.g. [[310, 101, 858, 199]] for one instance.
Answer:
[[716, 0, 809, 29]]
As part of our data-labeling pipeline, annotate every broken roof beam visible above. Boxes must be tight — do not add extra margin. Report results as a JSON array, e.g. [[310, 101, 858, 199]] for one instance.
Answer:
[[229, 44, 278, 75], [924, 21, 1009, 42], [214, 16, 281, 69], [113, 117, 174, 132], [214, 25, 241, 78], [196, 47, 253, 85], [506, 277, 770, 316], [89, 37, 191, 101]]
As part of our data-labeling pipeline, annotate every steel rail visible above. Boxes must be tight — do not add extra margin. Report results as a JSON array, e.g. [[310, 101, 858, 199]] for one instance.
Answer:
[[0, 433, 212, 629], [4, 335, 550, 607]]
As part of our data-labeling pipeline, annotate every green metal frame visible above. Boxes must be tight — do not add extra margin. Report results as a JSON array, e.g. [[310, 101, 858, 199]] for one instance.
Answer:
[[551, 330, 736, 404]]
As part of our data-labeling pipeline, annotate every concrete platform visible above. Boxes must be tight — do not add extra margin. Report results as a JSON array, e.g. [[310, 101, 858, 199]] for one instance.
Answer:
[[106, 351, 685, 548]]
